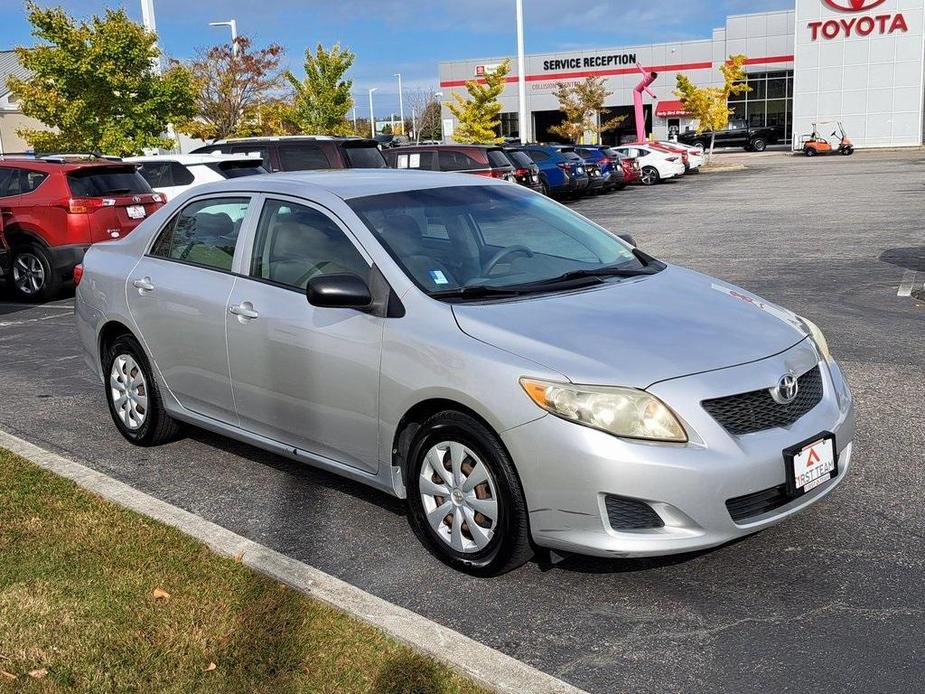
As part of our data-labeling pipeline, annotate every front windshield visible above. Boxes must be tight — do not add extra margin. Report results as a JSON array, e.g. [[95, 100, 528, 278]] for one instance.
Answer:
[[347, 184, 642, 296]]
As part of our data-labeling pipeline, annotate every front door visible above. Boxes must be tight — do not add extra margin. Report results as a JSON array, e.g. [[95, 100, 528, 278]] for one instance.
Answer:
[[126, 195, 254, 424], [226, 196, 382, 472]]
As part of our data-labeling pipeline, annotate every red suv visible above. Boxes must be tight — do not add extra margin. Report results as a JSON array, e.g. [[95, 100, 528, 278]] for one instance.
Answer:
[[0, 157, 163, 300]]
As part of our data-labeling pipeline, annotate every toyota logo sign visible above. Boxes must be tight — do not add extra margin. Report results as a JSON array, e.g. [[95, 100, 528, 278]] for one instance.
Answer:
[[822, 0, 887, 10], [770, 373, 800, 406]]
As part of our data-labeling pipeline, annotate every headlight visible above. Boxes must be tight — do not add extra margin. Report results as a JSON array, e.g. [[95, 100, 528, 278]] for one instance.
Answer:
[[520, 378, 687, 443], [799, 316, 832, 363]]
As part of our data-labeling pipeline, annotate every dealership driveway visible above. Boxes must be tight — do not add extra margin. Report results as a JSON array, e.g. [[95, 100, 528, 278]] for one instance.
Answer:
[[1, 150, 923, 693]]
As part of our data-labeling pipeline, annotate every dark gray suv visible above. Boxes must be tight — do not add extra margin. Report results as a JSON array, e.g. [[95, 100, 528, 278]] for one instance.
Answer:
[[191, 136, 387, 173]]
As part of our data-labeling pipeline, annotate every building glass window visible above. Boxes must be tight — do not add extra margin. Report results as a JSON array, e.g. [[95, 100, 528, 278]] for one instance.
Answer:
[[498, 112, 520, 139], [728, 70, 793, 144]]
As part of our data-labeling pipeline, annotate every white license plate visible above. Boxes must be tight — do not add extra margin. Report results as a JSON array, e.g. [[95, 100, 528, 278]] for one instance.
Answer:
[[787, 436, 836, 495], [126, 205, 146, 219]]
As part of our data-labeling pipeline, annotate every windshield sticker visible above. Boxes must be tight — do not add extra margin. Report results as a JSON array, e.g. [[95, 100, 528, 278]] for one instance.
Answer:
[[429, 270, 449, 285]]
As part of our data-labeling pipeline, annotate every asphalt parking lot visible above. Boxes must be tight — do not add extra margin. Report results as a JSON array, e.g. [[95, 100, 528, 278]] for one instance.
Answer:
[[1, 150, 923, 693]]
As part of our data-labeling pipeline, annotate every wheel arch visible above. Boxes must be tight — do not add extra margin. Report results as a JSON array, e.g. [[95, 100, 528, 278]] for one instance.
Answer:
[[4, 224, 49, 249], [97, 319, 138, 368], [391, 397, 512, 484]]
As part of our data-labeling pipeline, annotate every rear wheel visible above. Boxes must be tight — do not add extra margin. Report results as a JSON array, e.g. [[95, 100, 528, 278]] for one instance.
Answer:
[[840, 146, 854, 156], [804, 147, 818, 157], [640, 166, 660, 186], [11, 244, 58, 302], [406, 411, 533, 576], [540, 176, 551, 197], [750, 138, 767, 152], [104, 334, 181, 446]]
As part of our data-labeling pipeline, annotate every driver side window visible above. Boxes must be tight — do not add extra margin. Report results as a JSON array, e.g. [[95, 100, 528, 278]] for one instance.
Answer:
[[249, 199, 369, 290]]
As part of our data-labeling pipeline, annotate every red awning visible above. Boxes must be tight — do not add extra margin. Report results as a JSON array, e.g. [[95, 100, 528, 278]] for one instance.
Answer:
[[656, 100, 688, 118]]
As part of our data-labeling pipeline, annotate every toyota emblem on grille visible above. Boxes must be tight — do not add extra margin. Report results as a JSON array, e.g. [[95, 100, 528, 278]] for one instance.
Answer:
[[770, 373, 799, 405]]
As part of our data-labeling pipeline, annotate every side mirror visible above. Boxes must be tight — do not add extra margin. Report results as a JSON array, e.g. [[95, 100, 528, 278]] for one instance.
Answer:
[[307, 273, 372, 310], [618, 233, 637, 247]]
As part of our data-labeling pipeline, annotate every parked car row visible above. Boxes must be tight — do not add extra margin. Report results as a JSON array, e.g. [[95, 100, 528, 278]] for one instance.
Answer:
[[383, 139, 705, 198], [0, 135, 705, 301]]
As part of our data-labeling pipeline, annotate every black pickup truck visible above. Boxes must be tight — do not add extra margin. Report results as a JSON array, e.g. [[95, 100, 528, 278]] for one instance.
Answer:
[[677, 121, 780, 152]]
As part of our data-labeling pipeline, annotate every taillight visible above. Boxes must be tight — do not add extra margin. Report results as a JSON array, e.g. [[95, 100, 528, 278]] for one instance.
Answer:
[[600, 157, 611, 165], [73, 263, 84, 285], [489, 170, 506, 179], [667, 156, 679, 162], [515, 168, 529, 177], [66, 197, 115, 214], [556, 162, 572, 171]]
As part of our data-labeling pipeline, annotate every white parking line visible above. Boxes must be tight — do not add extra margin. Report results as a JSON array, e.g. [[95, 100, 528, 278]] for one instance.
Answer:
[[897, 270, 917, 297], [0, 429, 585, 694], [0, 313, 73, 328], [0, 302, 74, 310]]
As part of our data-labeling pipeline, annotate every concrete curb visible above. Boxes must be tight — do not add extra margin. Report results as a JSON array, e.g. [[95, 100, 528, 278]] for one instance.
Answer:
[[0, 429, 585, 694], [699, 163, 747, 173]]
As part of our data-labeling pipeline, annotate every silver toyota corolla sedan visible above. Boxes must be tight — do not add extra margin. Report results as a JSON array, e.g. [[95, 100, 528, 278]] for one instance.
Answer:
[[75, 170, 855, 575]]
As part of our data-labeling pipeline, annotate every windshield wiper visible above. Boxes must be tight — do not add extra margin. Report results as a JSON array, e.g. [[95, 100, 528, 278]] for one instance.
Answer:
[[430, 285, 527, 300], [530, 265, 660, 286]]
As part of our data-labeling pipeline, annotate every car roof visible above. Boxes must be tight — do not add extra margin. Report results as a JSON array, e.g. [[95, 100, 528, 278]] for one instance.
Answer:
[[126, 153, 262, 165], [394, 144, 502, 151], [0, 156, 133, 172], [182, 169, 507, 201], [207, 135, 378, 145]]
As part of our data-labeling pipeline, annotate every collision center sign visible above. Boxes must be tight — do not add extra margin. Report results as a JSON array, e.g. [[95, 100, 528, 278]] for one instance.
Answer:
[[808, 0, 908, 40]]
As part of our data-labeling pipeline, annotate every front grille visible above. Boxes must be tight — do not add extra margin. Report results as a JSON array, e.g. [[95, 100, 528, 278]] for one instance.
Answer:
[[604, 495, 664, 530], [702, 366, 824, 436], [726, 484, 789, 523]]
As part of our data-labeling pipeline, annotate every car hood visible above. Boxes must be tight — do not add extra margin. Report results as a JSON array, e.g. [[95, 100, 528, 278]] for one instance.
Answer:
[[452, 265, 808, 388]]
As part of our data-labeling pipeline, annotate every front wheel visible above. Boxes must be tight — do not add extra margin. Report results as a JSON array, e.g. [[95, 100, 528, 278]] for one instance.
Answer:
[[750, 138, 767, 152], [406, 411, 533, 576], [804, 147, 818, 157], [640, 166, 660, 186], [11, 244, 59, 302], [104, 334, 181, 446], [840, 146, 854, 156]]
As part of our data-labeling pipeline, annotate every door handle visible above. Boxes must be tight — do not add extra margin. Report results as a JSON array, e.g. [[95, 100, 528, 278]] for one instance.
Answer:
[[132, 276, 154, 293], [228, 302, 259, 320]]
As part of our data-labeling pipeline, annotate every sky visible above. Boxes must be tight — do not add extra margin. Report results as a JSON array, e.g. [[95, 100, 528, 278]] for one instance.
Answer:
[[0, 0, 792, 116]]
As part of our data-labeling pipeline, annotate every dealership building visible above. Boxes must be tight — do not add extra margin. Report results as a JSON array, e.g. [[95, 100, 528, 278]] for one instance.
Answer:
[[438, 0, 925, 149]]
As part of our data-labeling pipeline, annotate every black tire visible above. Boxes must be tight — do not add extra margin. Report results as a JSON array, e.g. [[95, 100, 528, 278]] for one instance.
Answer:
[[640, 166, 660, 186], [10, 243, 59, 302], [750, 138, 767, 152], [804, 147, 818, 157], [406, 410, 533, 576], [692, 141, 706, 150], [840, 146, 854, 156], [539, 176, 551, 197], [103, 334, 181, 446]]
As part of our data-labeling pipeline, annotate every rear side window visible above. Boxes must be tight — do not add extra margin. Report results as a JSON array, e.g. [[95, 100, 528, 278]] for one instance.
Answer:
[[527, 149, 549, 161], [487, 150, 512, 168], [278, 144, 331, 171], [506, 151, 534, 168], [437, 150, 482, 171], [137, 161, 194, 188], [67, 166, 151, 197], [150, 197, 250, 272], [230, 145, 271, 170], [560, 151, 581, 161], [391, 151, 434, 170], [343, 145, 387, 169], [0, 167, 47, 196]]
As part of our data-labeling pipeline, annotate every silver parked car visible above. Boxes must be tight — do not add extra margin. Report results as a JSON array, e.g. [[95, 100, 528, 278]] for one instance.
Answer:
[[75, 170, 855, 575]]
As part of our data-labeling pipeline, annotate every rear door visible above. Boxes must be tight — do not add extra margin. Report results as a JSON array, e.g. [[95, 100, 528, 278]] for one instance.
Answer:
[[66, 165, 161, 241], [126, 195, 256, 424], [0, 167, 24, 226]]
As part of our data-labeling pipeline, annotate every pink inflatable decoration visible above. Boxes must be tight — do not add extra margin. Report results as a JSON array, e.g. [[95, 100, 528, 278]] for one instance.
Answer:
[[633, 64, 658, 143]]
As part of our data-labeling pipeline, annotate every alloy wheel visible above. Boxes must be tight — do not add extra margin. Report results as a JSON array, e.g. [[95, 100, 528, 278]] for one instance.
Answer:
[[110, 354, 148, 430], [12, 252, 45, 296], [418, 441, 499, 554], [641, 167, 658, 185]]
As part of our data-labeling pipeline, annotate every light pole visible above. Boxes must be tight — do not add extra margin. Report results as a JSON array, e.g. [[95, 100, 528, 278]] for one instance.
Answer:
[[209, 19, 238, 55], [515, 0, 529, 143], [368, 88, 378, 138], [434, 91, 445, 144], [352, 104, 358, 134], [394, 73, 404, 136]]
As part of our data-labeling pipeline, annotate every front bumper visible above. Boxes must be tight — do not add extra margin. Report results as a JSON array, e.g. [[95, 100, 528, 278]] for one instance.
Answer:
[[502, 342, 855, 558]]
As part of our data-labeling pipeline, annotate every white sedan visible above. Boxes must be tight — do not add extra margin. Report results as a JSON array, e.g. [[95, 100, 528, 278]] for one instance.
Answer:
[[611, 144, 686, 185], [127, 154, 267, 200]]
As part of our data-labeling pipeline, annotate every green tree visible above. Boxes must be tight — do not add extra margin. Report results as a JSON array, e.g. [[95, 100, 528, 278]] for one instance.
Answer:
[[8, 3, 195, 156], [675, 54, 751, 161], [549, 76, 625, 144], [287, 43, 355, 136], [175, 37, 285, 142], [446, 59, 511, 144]]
